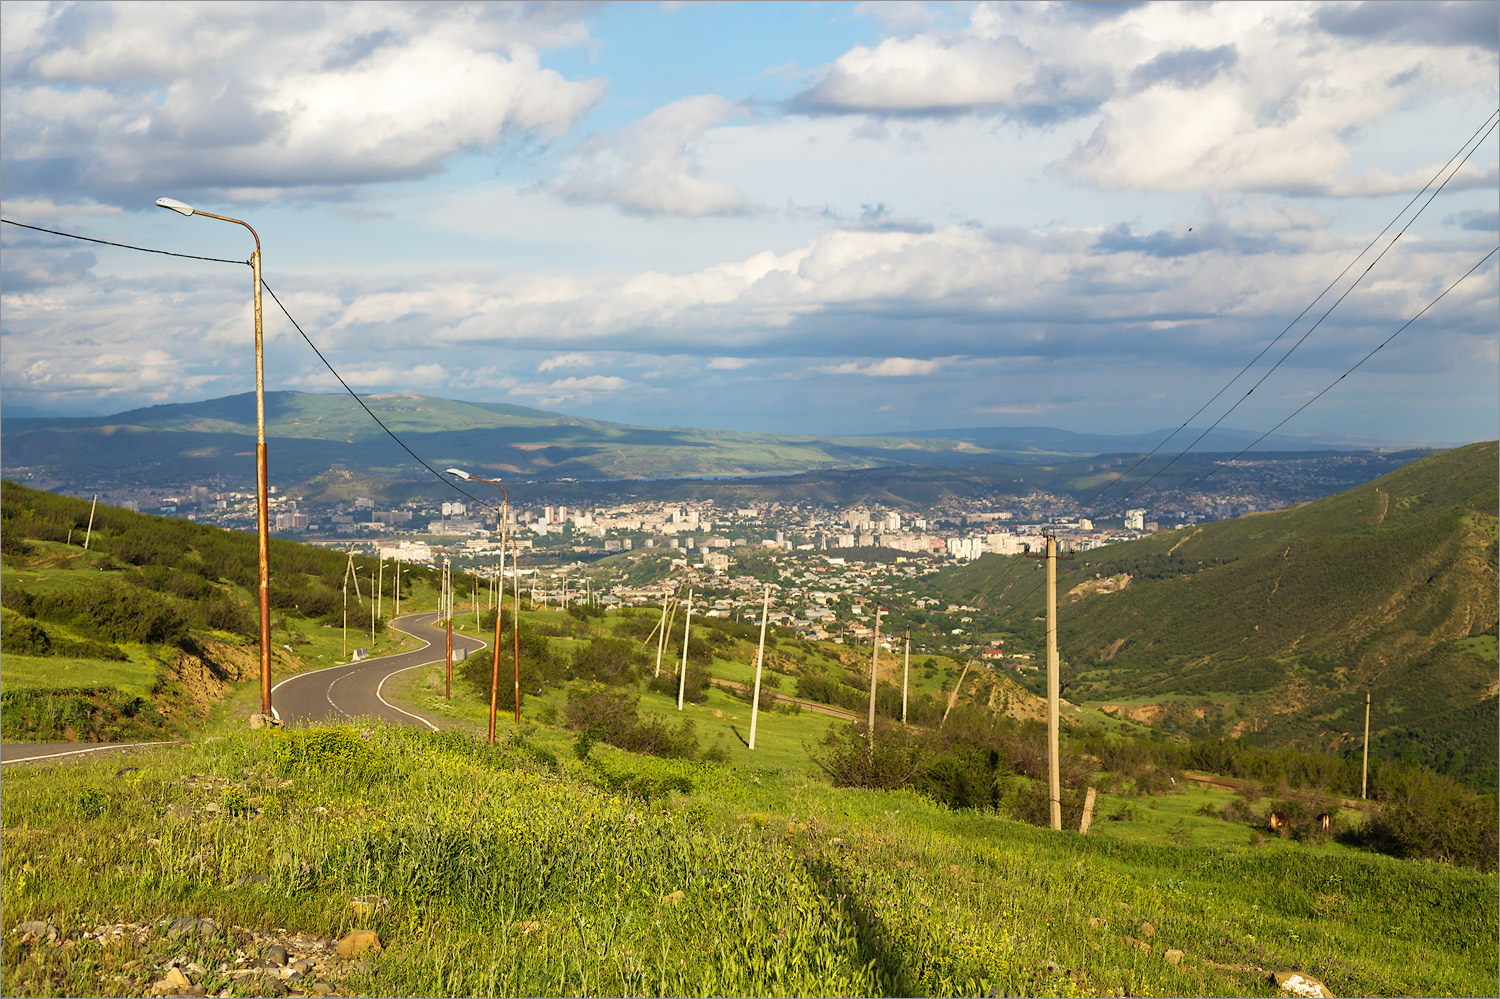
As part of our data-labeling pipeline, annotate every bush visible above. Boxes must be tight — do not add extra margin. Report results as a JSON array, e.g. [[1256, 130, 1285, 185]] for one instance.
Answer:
[[563, 687, 701, 760], [814, 720, 928, 791], [647, 661, 710, 704]]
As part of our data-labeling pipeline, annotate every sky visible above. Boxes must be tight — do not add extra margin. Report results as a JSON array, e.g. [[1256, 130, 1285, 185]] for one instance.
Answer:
[[1, 0, 1496, 445]]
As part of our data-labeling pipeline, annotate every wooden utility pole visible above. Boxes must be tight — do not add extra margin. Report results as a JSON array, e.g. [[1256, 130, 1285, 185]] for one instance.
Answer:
[[748, 586, 771, 750], [677, 589, 694, 710], [868, 606, 882, 755], [654, 590, 671, 677], [83, 494, 98, 550], [1362, 690, 1371, 799], [902, 630, 910, 725], [1027, 534, 1073, 831]]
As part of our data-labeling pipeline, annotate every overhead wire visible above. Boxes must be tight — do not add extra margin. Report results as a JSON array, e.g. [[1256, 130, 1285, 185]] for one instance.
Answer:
[[0, 216, 498, 513], [1075, 108, 1500, 516]]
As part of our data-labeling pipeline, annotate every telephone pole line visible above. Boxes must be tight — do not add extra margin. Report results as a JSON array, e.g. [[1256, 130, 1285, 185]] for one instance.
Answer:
[[1027, 534, 1073, 831]]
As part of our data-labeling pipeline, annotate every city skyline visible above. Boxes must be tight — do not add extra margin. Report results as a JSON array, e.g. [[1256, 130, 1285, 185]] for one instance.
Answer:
[[2, 1, 1496, 444]]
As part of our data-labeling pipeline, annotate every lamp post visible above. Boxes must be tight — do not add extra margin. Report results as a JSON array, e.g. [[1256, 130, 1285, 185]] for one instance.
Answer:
[[446, 468, 519, 740], [157, 196, 272, 719]]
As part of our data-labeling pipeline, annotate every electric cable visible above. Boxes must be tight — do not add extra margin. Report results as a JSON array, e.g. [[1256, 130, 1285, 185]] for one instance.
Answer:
[[1091, 115, 1499, 516], [0, 216, 500, 513], [1076, 108, 1500, 515], [1, 218, 246, 265]]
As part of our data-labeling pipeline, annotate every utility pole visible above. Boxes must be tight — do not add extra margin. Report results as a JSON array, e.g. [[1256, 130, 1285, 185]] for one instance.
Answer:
[[376, 559, 383, 623], [370, 566, 376, 648], [1027, 534, 1073, 831], [655, 590, 670, 678], [902, 630, 910, 725], [1362, 690, 1371, 799], [393, 557, 400, 620], [748, 586, 771, 750], [677, 589, 694, 710], [511, 530, 521, 726], [868, 606, 882, 755], [444, 557, 453, 701], [83, 494, 98, 550]]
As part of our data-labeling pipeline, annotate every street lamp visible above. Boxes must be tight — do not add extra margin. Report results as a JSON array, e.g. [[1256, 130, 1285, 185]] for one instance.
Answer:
[[158, 196, 273, 720], [446, 467, 520, 741]]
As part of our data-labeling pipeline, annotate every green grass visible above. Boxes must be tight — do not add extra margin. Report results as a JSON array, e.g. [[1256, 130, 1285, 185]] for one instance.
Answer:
[[2, 722, 1493, 998], [0, 648, 162, 697]]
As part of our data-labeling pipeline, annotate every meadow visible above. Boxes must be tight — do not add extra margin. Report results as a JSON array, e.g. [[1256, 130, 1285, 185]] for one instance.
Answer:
[[3, 721, 1494, 998]]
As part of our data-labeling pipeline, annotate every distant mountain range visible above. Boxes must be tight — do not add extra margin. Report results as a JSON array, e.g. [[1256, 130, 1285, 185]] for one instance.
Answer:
[[2, 390, 1411, 493], [882, 424, 1397, 454]]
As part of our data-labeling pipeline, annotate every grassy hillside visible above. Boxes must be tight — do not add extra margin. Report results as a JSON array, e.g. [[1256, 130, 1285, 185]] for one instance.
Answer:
[[3, 721, 1494, 998], [0, 482, 439, 741], [934, 443, 1500, 786]]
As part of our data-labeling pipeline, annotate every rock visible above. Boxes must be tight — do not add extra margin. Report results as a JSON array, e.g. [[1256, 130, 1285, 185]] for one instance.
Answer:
[[350, 895, 390, 917], [167, 918, 217, 942], [115, 767, 140, 778], [1273, 971, 1335, 998], [335, 930, 382, 958], [265, 944, 289, 966], [1087, 917, 1105, 929], [14, 920, 58, 943], [291, 959, 311, 974], [1122, 935, 1152, 953], [311, 982, 335, 995], [1139, 921, 1156, 938], [232, 875, 271, 888], [166, 967, 193, 990], [660, 890, 686, 906], [249, 713, 282, 730], [1164, 949, 1184, 966]]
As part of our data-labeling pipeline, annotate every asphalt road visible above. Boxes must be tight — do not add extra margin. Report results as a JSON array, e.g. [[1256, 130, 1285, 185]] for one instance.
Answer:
[[271, 612, 487, 730]]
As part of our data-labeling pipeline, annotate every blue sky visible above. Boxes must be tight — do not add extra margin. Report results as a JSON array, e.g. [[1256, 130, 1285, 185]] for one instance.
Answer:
[[1, 0, 1496, 445]]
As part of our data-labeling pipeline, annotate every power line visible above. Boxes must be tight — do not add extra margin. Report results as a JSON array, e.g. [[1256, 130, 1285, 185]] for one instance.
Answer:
[[1179, 246, 1499, 496], [258, 279, 501, 514], [0, 215, 500, 514], [0, 218, 247, 265], [1077, 109, 1500, 515]]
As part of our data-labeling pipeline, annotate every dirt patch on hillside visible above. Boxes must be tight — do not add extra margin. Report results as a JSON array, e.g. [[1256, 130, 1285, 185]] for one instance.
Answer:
[[1067, 573, 1131, 603]]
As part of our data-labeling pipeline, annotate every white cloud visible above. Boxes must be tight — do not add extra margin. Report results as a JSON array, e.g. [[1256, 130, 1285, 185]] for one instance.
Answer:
[[707, 357, 755, 369], [555, 95, 752, 217], [819, 356, 958, 377], [538, 352, 593, 372], [0, 3, 605, 202]]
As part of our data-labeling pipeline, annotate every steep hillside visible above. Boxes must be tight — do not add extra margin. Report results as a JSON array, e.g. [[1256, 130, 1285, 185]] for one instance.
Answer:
[[934, 443, 1500, 786]]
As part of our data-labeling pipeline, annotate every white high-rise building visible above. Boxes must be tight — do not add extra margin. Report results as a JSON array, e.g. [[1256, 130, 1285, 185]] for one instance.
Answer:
[[1125, 509, 1147, 531]]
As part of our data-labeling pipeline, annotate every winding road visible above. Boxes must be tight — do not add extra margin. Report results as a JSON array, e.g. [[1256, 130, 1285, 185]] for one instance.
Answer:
[[271, 612, 486, 730], [1, 614, 483, 765]]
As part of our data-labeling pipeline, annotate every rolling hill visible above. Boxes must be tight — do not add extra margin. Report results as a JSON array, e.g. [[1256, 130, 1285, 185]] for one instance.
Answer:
[[933, 442, 1500, 787]]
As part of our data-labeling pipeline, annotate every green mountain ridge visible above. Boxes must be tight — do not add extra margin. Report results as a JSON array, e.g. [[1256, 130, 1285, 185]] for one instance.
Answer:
[[935, 442, 1500, 787]]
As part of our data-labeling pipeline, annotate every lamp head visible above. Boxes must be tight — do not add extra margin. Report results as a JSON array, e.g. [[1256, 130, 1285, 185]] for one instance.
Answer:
[[155, 197, 196, 216], [444, 467, 471, 480]]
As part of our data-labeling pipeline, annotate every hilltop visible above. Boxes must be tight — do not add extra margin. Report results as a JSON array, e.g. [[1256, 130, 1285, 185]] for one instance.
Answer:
[[934, 442, 1500, 787]]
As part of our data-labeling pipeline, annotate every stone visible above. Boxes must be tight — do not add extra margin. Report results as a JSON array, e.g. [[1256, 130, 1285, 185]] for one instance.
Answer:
[[249, 713, 282, 730], [1122, 936, 1152, 953], [291, 959, 311, 974], [166, 967, 192, 990], [311, 982, 335, 995], [335, 930, 382, 958], [14, 920, 58, 942], [265, 944, 289, 966], [1087, 917, 1105, 929], [232, 875, 271, 888], [660, 890, 686, 906], [350, 895, 390, 916], [1273, 971, 1335, 998], [1164, 949, 1184, 966], [1139, 921, 1156, 938], [195, 920, 219, 941]]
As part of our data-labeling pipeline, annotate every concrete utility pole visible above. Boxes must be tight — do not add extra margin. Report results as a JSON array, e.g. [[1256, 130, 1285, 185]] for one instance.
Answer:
[[511, 531, 522, 726], [393, 557, 400, 619], [868, 606, 883, 754], [902, 630, 910, 725], [370, 567, 376, 648], [1362, 690, 1371, 799], [1027, 534, 1073, 832], [677, 589, 694, 710], [83, 494, 98, 550], [748, 586, 771, 750], [376, 559, 383, 622]]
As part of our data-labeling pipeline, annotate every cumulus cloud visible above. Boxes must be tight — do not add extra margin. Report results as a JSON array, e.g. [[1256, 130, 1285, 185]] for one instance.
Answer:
[[795, 1, 1497, 196], [707, 357, 755, 369], [0, 3, 605, 204], [555, 95, 752, 217], [819, 356, 959, 377], [538, 352, 593, 372]]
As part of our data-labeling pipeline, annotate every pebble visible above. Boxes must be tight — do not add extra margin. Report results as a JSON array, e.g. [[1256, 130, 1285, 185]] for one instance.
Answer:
[[167, 918, 219, 942], [14, 920, 58, 942], [231, 875, 271, 888], [311, 982, 336, 995], [1164, 949, 1184, 966], [265, 944, 289, 966], [1139, 921, 1156, 938], [166, 967, 192, 990]]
